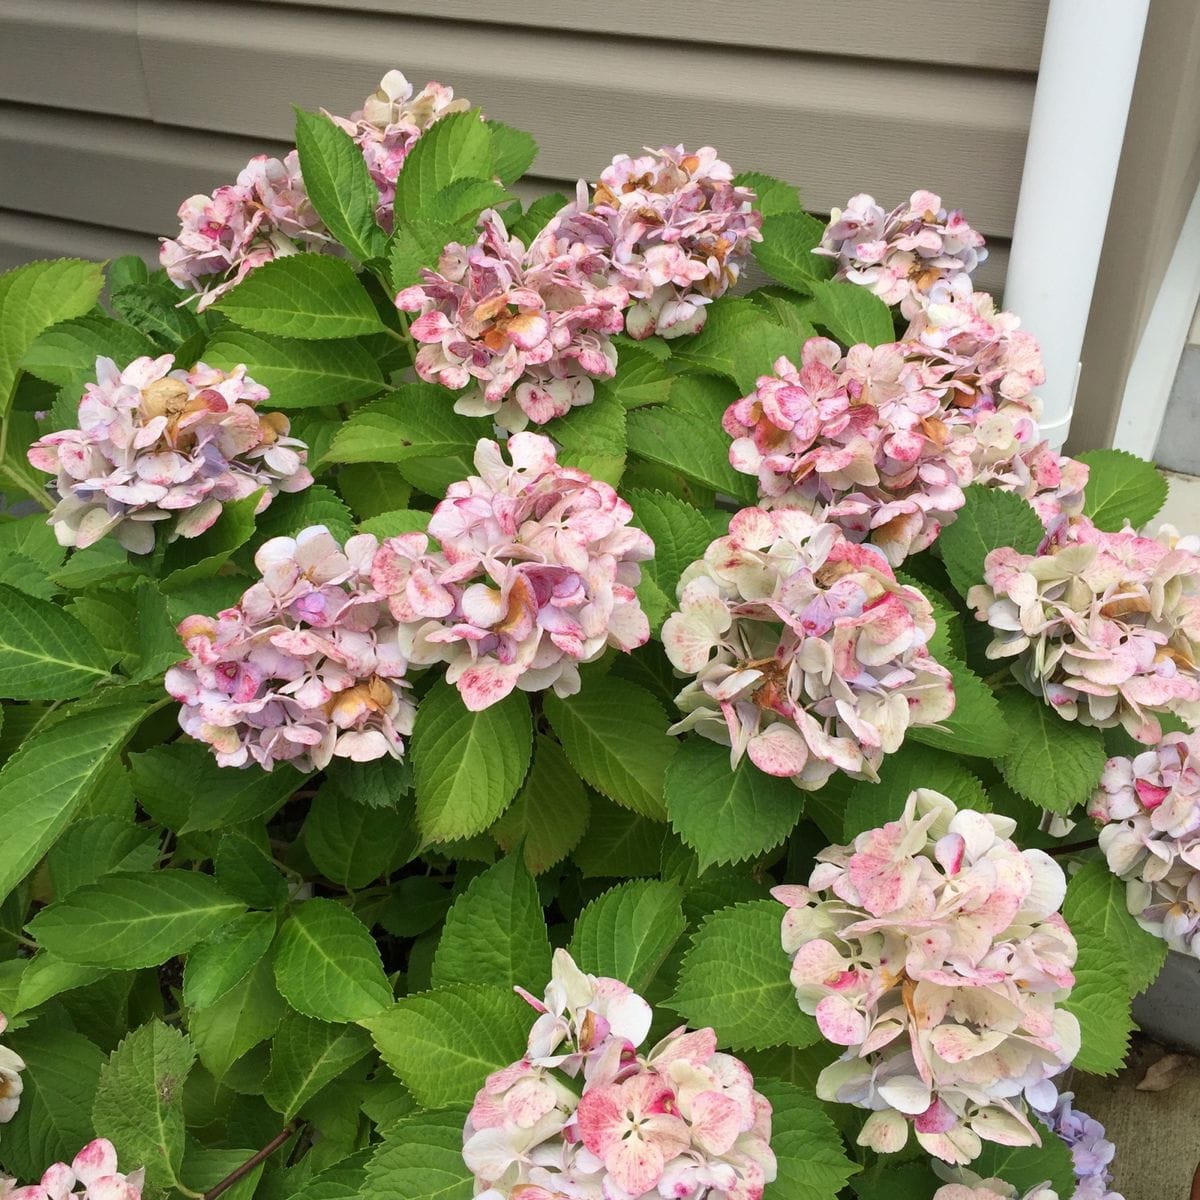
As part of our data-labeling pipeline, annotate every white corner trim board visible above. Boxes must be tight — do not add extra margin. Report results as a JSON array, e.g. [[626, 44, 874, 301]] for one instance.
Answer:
[[1112, 182, 1200, 460], [1004, 0, 1150, 449]]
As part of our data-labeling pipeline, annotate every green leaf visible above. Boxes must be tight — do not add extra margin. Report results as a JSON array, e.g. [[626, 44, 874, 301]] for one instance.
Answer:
[[997, 689, 1107, 815], [46, 814, 158, 898], [971, 1123, 1076, 1197], [568, 879, 686, 994], [13, 952, 108, 1014], [273, 898, 392, 1021], [253, 484, 355, 545], [264, 1011, 372, 1120], [0, 514, 65, 576], [666, 739, 803, 868], [0, 696, 156, 904], [433, 178, 513, 223], [595, 340, 673, 410], [188, 956, 285, 1078], [110, 283, 203, 349], [295, 108, 387, 261], [1078, 448, 1168, 532], [392, 111, 493, 223], [29, 870, 245, 967], [129, 742, 301, 834], [412, 679, 533, 842], [545, 676, 676, 819], [487, 122, 538, 184], [21, 314, 158, 399], [0, 259, 105, 412], [573, 796, 667, 878], [217, 255, 384, 339], [337, 462, 412, 519], [303, 786, 414, 889], [107, 255, 149, 293], [365, 984, 528, 1108], [357, 508, 431, 537], [183, 911, 278, 1009], [432, 853, 552, 990], [806, 278, 895, 346], [671, 297, 800, 392], [543, 388, 626, 485], [0, 583, 111, 699], [627, 376, 757, 503], [671, 899, 819, 1050], [215, 829, 289, 910], [508, 193, 568, 246], [908, 653, 1008, 760], [91, 1020, 196, 1190], [203, 329, 384, 408], [845, 743, 988, 839], [363, 1109, 473, 1200], [734, 172, 801, 216], [750, 210, 833, 292], [375, 876, 452, 939], [325, 386, 482, 494], [757, 1077, 860, 1199], [389, 218, 474, 291], [629, 489, 712, 605], [491, 734, 590, 873], [2, 1026, 105, 1180], [160, 489, 262, 590], [939, 484, 1046, 598]]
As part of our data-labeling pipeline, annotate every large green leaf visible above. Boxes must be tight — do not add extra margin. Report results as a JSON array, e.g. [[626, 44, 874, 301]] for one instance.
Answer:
[[805, 279, 895, 346], [273, 898, 392, 1022], [159, 489, 262, 591], [0, 258, 104, 413], [908, 652, 1008, 760], [411, 679, 532, 842], [666, 739, 803, 868], [629, 489, 713, 605], [21, 314, 158, 402], [28, 870, 245, 967], [46, 814, 158, 898], [751, 211, 833, 292], [203, 329, 384, 409], [363, 1109, 473, 1200], [431, 853, 552, 991], [183, 911, 278, 1009], [295, 108, 387, 261], [389, 218, 475, 291], [0, 696, 157, 903], [939, 484, 1046, 598], [568, 879, 686, 994], [671, 297, 801, 392], [543, 389, 626, 486], [545, 676, 677, 819], [91, 1020, 196, 1190], [303, 785, 415, 889], [670, 899, 818, 1051], [572, 796, 667, 879], [263, 1011, 372, 1121], [1077, 448, 1168, 532], [971, 1123, 1076, 1198], [217, 255, 384, 339], [757, 1078, 860, 1199], [365, 985, 528, 1109], [0, 583, 111, 699], [734, 172, 802, 216], [392, 111, 493, 223], [486, 121, 538, 185], [188, 956, 285, 1079]]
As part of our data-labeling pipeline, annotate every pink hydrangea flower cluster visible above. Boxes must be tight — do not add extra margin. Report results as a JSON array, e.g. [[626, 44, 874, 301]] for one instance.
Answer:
[[661, 507, 954, 790], [722, 338, 975, 565], [396, 210, 629, 430], [1089, 732, 1200, 957], [462, 948, 777, 1200], [0, 1013, 24, 1124], [160, 150, 329, 309], [535, 145, 762, 340], [166, 526, 414, 771], [3, 1139, 143, 1200], [373, 434, 653, 711], [933, 1175, 1057, 1200], [774, 789, 1080, 1165], [326, 69, 470, 230], [27, 355, 312, 554], [1032, 1092, 1124, 1200], [816, 190, 987, 319], [968, 518, 1200, 744]]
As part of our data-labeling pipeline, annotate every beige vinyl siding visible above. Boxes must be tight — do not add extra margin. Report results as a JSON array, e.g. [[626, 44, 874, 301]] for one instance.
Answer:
[[0, 0, 1042, 294]]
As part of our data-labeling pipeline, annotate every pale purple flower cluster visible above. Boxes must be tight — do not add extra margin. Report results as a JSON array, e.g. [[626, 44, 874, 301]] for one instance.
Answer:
[[27, 355, 312, 554], [0, 1014, 23, 1125], [374, 434, 653, 711], [774, 789, 1080, 1165], [535, 145, 762, 339], [1089, 732, 1200, 957], [166, 526, 414, 771], [463, 949, 776, 1200], [816, 190, 987, 320], [3, 1139, 142, 1200], [969, 518, 1200, 744], [661, 507, 954, 790], [160, 151, 329, 309], [396, 211, 628, 431], [1031, 1092, 1124, 1200], [326, 69, 470, 230]]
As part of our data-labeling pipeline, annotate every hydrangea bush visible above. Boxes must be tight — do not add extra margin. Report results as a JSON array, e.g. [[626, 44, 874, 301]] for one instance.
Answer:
[[0, 67, 1189, 1200]]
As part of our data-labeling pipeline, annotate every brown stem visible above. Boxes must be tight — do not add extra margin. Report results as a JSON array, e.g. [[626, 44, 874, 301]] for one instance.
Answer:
[[203, 1123, 300, 1200], [1045, 837, 1099, 858]]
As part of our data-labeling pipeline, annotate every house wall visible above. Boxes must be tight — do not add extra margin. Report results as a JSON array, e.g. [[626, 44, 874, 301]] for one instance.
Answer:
[[0, 0, 1048, 294]]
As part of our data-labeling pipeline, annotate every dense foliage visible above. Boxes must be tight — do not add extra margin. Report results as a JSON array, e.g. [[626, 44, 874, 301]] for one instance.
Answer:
[[0, 69, 1191, 1200]]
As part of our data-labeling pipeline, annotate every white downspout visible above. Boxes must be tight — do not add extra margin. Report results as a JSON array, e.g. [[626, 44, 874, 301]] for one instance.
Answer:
[[1003, 0, 1150, 449]]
